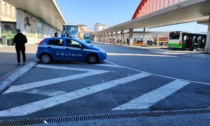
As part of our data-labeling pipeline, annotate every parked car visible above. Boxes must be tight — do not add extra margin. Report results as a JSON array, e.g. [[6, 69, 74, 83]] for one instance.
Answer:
[[147, 40, 156, 46], [36, 37, 107, 64]]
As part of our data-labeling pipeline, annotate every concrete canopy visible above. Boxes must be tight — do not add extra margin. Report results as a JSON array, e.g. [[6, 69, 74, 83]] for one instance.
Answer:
[[95, 0, 210, 35], [3, 0, 66, 31]]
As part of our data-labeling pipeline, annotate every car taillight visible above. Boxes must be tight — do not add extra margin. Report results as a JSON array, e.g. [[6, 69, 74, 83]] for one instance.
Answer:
[[39, 40, 44, 45]]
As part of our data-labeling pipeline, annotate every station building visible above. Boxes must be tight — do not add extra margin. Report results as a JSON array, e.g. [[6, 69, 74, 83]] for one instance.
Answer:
[[94, 23, 109, 33], [0, 0, 65, 46], [0, 0, 16, 45]]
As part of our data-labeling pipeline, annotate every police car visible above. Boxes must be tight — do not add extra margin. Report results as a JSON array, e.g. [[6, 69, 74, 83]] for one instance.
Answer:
[[36, 37, 107, 64]]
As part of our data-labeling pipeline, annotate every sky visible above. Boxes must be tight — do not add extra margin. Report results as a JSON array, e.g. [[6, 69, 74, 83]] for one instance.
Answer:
[[56, 0, 208, 33]]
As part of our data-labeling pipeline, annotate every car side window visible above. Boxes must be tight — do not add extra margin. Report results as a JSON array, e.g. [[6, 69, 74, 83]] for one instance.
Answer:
[[48, 39, 63, 46], [69, 40, 82, 48], [66, 39, 72, 47]]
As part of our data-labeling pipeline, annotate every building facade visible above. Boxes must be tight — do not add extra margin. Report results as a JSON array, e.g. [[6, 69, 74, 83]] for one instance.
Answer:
[[0, 0, 62, 46], [94, 23, 109, 32], [16, 9, 57, 44], [78, 24, 93, 40], [0, 0, 16, 45]]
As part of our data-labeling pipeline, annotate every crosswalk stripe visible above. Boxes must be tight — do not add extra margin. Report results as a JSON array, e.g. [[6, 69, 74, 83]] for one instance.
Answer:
[[0, 72, 150, 117], [3, 70, 108, 94], [113, 79, 190, 110], [36, 64, 105, 72], [22, 89, 66, 97], [95, 64, 123, 68]]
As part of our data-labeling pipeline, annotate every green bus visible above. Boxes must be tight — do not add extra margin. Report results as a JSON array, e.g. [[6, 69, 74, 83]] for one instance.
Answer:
[[168, 31, 206, 50]]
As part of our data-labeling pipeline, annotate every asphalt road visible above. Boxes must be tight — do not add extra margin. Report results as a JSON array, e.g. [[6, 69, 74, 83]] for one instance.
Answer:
[[0, 42, 210, 124]]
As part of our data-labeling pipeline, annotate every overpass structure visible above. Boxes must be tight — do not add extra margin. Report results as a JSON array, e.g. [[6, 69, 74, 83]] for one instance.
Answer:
[[94, 0, 210, 53], [3, 0, 66, 43]]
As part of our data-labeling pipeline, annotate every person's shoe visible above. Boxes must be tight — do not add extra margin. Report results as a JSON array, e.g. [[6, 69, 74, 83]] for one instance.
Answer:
[[18, 63, 21, 65], [22, 62, 25, 65]]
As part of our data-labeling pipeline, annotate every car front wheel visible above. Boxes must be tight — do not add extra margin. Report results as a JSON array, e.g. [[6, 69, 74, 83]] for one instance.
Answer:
[[87, 54, 98, 64], [40, 54, 51, 64]]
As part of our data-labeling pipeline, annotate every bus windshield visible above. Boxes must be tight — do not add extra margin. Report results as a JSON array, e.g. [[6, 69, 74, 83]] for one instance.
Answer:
[[83, 33, 92, 43], [84, 36, 90, 39], [169, 32, 180, 40]]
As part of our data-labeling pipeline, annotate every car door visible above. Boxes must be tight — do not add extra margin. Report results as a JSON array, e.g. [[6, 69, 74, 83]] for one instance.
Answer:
[[65, 39, 87, 61], [47, 38, 65, 60]]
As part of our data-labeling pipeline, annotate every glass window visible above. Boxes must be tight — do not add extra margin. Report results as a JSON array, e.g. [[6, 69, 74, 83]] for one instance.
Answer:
[[183, 35, 187, 41], [169, 32, 180, 39], [48, 39, 63, 46], [66, 39, 72, 46], [69, 40, 81, 48], [192, 35, 197, 43]]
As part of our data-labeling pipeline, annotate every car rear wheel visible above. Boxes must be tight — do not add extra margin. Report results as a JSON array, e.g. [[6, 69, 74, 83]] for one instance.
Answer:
[[40, 54, 51, 64], [87, 54, 98, 64]]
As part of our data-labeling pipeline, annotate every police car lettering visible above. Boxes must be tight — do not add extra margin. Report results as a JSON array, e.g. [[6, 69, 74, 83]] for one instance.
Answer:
[[56, 52, 82, 57]]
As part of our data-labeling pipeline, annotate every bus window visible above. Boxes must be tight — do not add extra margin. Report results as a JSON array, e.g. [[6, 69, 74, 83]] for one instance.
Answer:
[[201, 37, 206, 48], [202, 38, 206, 43], [197, 36, 201, 42], [192, 35, 197, 43], [169, 32, 180, 39], [183, 35, 187, 41]]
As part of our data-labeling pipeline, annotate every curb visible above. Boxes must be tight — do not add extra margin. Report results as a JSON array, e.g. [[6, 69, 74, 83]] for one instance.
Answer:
[[0, 60, 38, 94]]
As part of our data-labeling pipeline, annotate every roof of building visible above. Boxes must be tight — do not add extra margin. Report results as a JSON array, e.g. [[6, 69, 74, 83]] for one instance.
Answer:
[[3, 0, 66, 31]]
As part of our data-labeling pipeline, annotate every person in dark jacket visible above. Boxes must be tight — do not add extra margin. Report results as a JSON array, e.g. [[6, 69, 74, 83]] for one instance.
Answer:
[[13, 29, 28, 65]]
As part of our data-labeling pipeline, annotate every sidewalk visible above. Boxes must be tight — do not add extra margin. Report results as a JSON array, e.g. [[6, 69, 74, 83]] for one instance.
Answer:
[[0, 44, 38, 93]]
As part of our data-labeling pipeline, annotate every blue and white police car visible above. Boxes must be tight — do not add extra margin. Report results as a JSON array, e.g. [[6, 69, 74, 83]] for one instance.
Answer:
[[36, 37, 107, 64]]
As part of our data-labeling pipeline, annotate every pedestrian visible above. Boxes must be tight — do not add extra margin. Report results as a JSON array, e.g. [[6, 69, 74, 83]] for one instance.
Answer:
[[127, 38, 130, 45], [54, 32, 58, 37], [13, 29, 27, 65]]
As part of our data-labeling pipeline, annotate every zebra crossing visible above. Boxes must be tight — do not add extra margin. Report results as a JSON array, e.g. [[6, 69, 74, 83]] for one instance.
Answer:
[[0, 63, 207, 118]]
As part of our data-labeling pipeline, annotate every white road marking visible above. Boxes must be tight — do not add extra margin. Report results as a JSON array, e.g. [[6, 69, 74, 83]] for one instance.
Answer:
[[107, 52, 177, 57], [22, 89, 66, 97], [106, 61, 210, 85], [0, 62, 36, 91], [36, 64, 104, 72], [0, 72, 150, 117], [3, 70, 108, 94], [113, 80, 190, 110], [95, 64, 123, 68]]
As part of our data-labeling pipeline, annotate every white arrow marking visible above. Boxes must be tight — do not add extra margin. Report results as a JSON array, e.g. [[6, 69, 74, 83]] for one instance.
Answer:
[[113, 80, 190, 110], [0, 72, 150, 117]]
